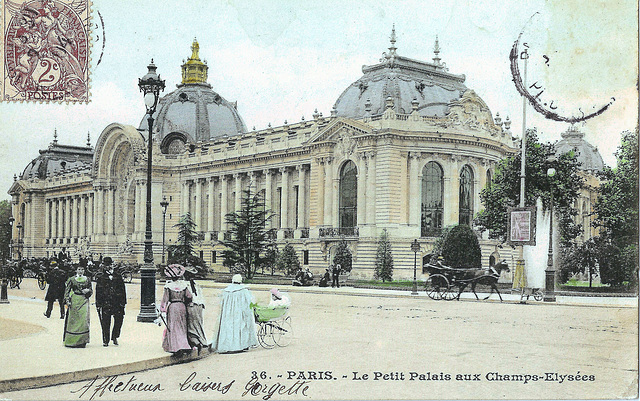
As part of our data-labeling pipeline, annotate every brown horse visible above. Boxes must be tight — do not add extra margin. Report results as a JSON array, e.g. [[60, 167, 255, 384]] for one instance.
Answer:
[[455, 260, 510, 302]]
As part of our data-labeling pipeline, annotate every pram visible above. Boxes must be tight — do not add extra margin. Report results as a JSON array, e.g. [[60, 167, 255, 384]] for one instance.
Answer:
[[251, 303, 293, 348]]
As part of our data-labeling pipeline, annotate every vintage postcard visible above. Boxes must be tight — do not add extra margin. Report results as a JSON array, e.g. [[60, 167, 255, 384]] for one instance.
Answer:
[[0, 0, 637, 400]]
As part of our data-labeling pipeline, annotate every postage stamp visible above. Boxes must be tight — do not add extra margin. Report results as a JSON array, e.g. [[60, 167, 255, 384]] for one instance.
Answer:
[[1, 0, 91, 102]]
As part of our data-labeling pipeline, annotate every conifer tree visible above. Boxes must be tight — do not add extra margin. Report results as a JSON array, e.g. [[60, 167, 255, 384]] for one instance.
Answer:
[[220, 189, 274, 279], [276, 243, 301, 276], [374, 229, 394, 282]]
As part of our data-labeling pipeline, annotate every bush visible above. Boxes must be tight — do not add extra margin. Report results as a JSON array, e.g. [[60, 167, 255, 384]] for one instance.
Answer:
[[332, 239, 352, 272], [276, 243, 300, 276], [437, 224, 482, 268]]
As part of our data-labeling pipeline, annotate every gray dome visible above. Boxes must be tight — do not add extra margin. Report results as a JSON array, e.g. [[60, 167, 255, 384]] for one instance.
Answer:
[[554, 125, 604, 172], [21, 141, 93, 180], [140, 83, 247, 144], [333, 36, 468, 119]]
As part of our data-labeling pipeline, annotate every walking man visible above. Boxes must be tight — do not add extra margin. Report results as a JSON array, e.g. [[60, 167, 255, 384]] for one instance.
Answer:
[[44, 260, 67, 319], [95, 257, 126, 347], [332, 263, 341, 288]]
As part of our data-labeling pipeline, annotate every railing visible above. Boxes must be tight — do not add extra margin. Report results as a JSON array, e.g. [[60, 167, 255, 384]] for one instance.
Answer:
[[210, 230, 218, 240], [421, 227, 442, 238], [197, 232, 205, 241], [300, 228, 309, 238], [223, 232, 232, 241], [265, 230, 277, 240], [319, 226, 359, 237], [282, 228, 294, 239]]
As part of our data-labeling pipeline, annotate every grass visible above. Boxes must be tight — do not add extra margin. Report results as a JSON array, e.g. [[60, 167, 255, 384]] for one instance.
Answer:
[[563, 279, 608, 288]]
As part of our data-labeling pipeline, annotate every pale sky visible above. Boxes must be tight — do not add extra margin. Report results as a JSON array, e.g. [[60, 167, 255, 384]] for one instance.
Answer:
[[1, 0, 637, 198]]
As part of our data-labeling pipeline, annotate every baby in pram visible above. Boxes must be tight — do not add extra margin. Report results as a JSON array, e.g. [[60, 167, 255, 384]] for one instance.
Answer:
[[268, 288, 291, 308]]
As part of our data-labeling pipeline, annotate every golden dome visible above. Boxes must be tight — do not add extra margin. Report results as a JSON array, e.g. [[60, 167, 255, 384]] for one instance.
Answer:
[[181, 38, 208, 84]]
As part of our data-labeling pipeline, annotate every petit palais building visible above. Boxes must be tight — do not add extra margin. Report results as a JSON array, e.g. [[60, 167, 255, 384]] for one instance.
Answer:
[[11, 34, 601, 281]]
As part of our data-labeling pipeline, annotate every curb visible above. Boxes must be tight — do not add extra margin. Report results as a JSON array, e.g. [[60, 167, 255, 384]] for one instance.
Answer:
[[0, 346, 214, 394]]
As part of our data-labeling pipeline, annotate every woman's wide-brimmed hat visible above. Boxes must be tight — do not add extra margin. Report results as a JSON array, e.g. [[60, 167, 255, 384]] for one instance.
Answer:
[[231, 274, 243, 284], [165, 264, 185, 279]]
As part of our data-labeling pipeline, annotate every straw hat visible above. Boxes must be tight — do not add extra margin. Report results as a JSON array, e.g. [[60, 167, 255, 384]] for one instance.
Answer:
[[165, 264, 185, 279]]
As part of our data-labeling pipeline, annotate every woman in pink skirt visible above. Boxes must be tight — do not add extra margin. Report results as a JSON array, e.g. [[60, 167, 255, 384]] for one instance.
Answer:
[[160, 264, 193, 354]]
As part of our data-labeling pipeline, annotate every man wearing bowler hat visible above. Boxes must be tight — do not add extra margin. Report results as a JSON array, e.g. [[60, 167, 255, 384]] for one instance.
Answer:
[[95, 257, 127, 346]]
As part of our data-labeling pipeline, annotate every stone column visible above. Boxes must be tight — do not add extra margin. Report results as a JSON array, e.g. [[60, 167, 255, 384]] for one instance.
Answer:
[[264, 169, 272, 228], [234, 173, 242, 213], [280, 167, 289, 228], [88, 194, 94, 237], [366, 153, 377, 226], [409, 152, 421, 227], [64, 197, 71, 240], [181, 181, 189, 217], [357, 154, 366, 226], [134, 182, 141, 233], [297, 165, 306, 228], [80, 195, 86, 238], [316, 159, 325, 226], [195, 178, 203, 231], [208, 177, 215, 234], [220, 175, 228, 233], [324, 158, 333, 226], [44, 199, 50, 241], [106, 187, 114, 235]]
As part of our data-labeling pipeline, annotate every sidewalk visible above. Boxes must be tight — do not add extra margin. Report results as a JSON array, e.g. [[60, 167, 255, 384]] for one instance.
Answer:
[[0, 277, 636, 394]]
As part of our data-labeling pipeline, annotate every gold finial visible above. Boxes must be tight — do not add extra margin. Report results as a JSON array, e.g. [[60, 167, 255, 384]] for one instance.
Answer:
[[181, 38, 208, 84]]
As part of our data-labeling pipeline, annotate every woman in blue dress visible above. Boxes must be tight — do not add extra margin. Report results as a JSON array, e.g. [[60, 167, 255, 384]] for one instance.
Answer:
[[211, 274, 257, 353]]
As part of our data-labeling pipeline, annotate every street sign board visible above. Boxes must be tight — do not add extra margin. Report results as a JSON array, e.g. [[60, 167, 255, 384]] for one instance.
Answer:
[[507, 206, 537, 246]]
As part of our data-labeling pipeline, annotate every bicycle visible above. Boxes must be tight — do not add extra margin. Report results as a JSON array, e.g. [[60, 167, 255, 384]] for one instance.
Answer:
[[37, 270, 47, 290]]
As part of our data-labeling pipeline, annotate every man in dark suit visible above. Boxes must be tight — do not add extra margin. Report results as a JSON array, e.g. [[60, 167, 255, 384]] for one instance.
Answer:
[[95, 257, 127, 346], [44, 260, 67, 319], [332, 264, 342, 288]]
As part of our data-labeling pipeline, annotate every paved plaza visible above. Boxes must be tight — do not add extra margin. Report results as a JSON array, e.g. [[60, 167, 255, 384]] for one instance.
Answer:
[[0, 278, 637, 400]]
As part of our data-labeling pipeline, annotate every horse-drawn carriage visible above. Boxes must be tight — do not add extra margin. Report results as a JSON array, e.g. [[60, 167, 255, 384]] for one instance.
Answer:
[[424, 260, 510, 301]]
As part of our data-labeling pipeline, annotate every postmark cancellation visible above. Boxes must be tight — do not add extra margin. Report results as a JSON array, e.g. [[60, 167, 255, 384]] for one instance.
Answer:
[[1, 0, 91, 102]]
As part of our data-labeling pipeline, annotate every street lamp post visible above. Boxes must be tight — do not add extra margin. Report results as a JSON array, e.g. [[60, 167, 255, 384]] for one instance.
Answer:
[[545, 164, 557, 302], [160, 197, 169, 265], [2, 217, 15, 304], [137, 59, 165, 323], [411, 239, 420, 295], [16, 223, 22, 260]]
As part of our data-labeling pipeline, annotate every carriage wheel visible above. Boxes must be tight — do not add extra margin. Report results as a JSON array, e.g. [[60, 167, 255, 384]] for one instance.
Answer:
[[10, 276, 22, 289], [442, 283, 457, 301], [533, 290, 544, 301], [122, 271, 133, 283], [257, 323, 276, 349], [273, 316, 293, 347], [425, 274, 449, 300], [37, 275, 46, 290]]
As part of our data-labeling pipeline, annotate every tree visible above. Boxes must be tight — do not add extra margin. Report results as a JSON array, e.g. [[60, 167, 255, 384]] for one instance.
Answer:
[[276, 243, 300, 276], [558, 238, 600, 287], [475, 129, 584, 245], [590, 129, 639, 288], [220, 189, 274, 279], [0, 200, 11, 262], [593, 130, 639, 243], [436, 224, 482, 268], [374, 229, 394, 282], [332, 238, 352, 273], [167, 212, 207, 276]]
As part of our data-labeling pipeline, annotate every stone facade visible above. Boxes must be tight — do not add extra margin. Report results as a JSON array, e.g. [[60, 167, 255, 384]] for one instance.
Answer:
[[8, 35, 537, 279]]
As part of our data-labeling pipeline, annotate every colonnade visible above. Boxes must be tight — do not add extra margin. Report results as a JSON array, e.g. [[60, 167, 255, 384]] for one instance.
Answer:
[[180, 164, 310, 238], [45, 193, 94, 243]]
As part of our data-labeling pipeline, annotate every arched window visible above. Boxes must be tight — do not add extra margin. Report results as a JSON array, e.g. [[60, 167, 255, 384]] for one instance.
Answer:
[[421, 162, 443, 236], [486, 169, 493, 189], [459, 165, 474, 226], [339, 161, 357, 228]]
